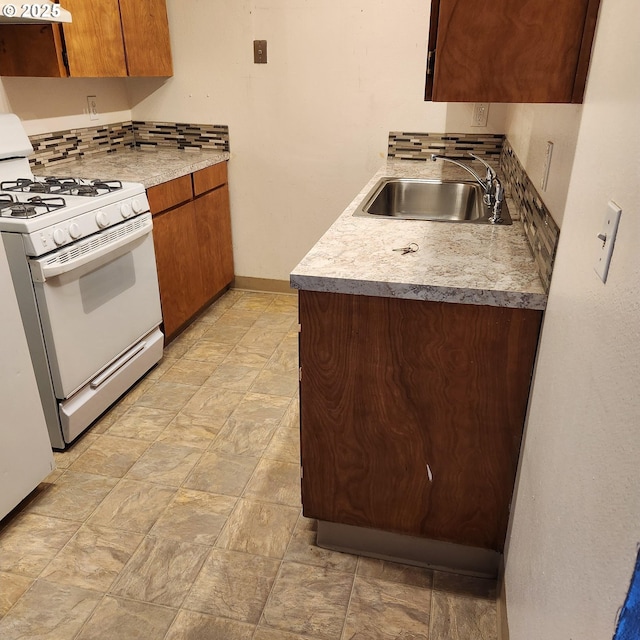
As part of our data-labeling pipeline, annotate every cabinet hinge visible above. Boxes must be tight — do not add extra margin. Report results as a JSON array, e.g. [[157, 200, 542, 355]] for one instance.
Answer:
[[300, 465, 304, 479], [426, 49, 436, 77], [62, 48, 70, 73], [297, 323, 301, 333], [298, 367, 303, 382]]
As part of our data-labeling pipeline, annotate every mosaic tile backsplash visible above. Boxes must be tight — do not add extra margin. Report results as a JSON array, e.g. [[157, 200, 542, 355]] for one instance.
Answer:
[[388, 132, 559, 292], [29, 121, 230, 170]]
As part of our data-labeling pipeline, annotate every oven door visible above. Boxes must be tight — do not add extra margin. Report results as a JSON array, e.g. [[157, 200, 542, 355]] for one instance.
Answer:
[[29, 214, 162, 399]]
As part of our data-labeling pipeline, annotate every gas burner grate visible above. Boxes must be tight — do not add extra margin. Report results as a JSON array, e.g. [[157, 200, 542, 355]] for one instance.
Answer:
[[1, 177, 124, 197], [0, 195, 67, 219]]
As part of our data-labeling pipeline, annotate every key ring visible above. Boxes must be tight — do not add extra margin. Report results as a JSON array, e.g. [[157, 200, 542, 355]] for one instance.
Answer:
[[392, 242, 419, 255]]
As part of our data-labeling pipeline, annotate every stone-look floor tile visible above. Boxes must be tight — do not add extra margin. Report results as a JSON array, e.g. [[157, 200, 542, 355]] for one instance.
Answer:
[[163, 334, 193, 359], [253, 311, 297, 332], [184, 548, 280, 624], [126, 442, 203, 487], [156, 412, 223, 449], [183, 451, 259, 496], [110, 537, 209, 608], [116, 377, 157, 407], [231, 391, 291, 423], [88, 479, 176, 533], [52, 433, 100, 469], [263, 426, 300, 463], [106, 405, 177, 441], [203, 362, 260, 392], [211, 418, 279, 458], [151, 489, 237, 545], [75, 595, 176, 640], [40, 524, 144, 592], [179, 321, 213, 343], [432, 570, 497, 599], [160, 358, 220, 386], [134, 381, 200, 412], [343, 575, 431, 639], [180, 387, 245, 428], [265, 344, 299, 375], [357, 557, 434, 588], [254, 628, 325, 640], [143, 355, 175, 380], [0, 579, 101, 640], [0, 573, 33, 617], [223, 344, 272, 369], [280, 397, 300, 430], [165, 610, 255, 640], [266, 294, 298, 311], [261, 561, 354, 639], [295, 513, 317, 532], [25, 471, 118, 522], [182, 339, 234, 364], [0, 514, 80, 577], [232, 292, 275, 311], [284, 529, 358, 573], [216, 499, 299, 559], [239, 328, 287, 357], [243, 458, 302, 507], [202, 322, 251, 345], [214, 307, 261, 328], [250, 369, 299, 397], [429, 589, 497, 640], [69, 435, 150, 478]]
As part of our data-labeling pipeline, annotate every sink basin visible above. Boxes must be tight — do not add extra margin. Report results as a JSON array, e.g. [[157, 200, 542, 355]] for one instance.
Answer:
[[353, 178, 512, 225]]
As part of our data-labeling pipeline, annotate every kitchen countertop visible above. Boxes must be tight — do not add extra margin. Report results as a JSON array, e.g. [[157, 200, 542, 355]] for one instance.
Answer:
[[290, 159, 547, 310], [33, 147, 229, 189]]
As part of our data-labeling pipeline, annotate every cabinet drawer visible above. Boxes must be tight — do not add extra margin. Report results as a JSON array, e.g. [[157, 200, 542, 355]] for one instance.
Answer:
[[192, 162, 228, 196], [147, 174, 193, 214]]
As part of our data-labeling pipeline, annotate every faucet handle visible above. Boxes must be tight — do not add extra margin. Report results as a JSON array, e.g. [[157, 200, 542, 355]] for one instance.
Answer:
[[468, 153, 496, 180]]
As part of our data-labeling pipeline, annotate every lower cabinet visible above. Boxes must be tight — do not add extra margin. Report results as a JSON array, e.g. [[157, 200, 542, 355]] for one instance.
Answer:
[[298, 290, 542, 552], [148, 162, 233, 341]]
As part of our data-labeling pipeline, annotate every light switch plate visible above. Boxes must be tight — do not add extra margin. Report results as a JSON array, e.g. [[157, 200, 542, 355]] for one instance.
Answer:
[[253, 40, 267, 64], [594, 201, 622, 283]]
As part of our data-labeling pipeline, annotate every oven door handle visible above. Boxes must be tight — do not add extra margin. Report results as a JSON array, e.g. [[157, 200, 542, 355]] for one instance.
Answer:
[[30, 222, 152, 282]]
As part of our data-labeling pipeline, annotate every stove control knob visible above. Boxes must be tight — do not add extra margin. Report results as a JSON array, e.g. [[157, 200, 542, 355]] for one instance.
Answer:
[[69, 222, 81, 239], [53, 228, 66, 246], [120, 203, 133, 218], [96, 210, 110, 228], [131, 198, 144, 214]]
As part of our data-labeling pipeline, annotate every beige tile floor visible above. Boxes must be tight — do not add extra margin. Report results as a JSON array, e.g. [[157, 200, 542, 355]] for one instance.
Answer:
[[0, 290, 498, 640]]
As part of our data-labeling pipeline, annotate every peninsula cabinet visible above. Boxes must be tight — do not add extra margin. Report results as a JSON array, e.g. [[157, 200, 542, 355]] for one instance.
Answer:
[[0, 0, 172, 77], [425, 0, 601, 103], [298, 290, 543, 552], [148, 162, 233, 341]]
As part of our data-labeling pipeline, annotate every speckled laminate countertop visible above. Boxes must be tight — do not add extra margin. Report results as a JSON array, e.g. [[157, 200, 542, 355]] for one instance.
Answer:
[[33, 147, 229, 189], [290, 159, 547, 310]]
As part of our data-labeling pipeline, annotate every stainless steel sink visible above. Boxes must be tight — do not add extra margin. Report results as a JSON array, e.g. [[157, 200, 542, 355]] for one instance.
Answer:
[[353, 178, 512, 224]]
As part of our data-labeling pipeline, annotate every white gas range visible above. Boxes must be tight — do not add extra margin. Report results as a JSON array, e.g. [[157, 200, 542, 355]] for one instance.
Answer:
[[0, 114, 163, 449]]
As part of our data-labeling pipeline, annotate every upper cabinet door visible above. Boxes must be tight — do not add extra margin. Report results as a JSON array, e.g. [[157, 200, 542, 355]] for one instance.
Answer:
[[62, 0, 127, 77], [119, 0, 173, 77], [426, 0, 601, 103]]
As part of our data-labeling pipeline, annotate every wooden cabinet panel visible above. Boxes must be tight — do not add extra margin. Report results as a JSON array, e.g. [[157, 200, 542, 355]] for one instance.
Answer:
[[299, 290, 542, 551], [152, 201, 203, 339], [426, 0, 600, 103], [119, 0, 173, 76], [62, 0, 127, 77], [147, 175, 192, 214], [195, 186, 234, 302], [193, 162, 227, 197], [0, 25, 65, 77]]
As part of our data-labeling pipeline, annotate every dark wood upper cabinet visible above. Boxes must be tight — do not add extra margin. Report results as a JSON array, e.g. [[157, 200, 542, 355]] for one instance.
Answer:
[[0, 0, 172, 77], [425, 0, 601, 103]]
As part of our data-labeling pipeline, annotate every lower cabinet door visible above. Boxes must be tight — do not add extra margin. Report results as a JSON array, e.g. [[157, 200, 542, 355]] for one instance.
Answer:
[[152, 201, 204, 339]]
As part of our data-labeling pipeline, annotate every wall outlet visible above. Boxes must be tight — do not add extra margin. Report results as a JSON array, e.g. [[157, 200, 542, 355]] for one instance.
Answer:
[[87, 95, 99, 121], [471, 103, 489, 127], [541, 141, 553, 191]]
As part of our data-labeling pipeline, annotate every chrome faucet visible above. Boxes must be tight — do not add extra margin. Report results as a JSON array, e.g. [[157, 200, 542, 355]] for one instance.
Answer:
[[431, 153, 504, 223]]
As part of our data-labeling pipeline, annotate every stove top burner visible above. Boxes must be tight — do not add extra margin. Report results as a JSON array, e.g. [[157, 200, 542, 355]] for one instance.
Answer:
[[0, 195, 67, 219], [1, 177, 124, 197]]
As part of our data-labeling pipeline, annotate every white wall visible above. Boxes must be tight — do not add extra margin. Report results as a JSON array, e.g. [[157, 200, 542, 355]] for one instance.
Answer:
[[504, 1, 640, 638], [128, 0, 505, 282]]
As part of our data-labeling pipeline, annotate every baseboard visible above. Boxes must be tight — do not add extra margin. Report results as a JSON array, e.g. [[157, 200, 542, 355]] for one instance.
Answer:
[[232, 276, 295, 294], [497, 558, 510, 640]]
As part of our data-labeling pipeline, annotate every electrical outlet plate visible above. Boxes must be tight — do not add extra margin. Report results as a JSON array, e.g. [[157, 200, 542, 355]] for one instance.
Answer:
[[471, 103, 489, 127], [541, 141, 553, 191], [87, 95, 99, 121], [594, 201, 622, 283]]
